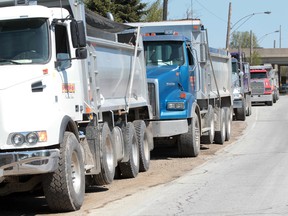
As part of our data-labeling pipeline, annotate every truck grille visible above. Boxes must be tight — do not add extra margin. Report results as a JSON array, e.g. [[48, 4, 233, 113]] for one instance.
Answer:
[[148, 82, 158, 118], [251, 81, 265, 95]]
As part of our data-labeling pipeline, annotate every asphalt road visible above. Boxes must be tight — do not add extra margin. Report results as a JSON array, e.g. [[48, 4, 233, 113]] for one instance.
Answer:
[[90, 95, 288, 216]]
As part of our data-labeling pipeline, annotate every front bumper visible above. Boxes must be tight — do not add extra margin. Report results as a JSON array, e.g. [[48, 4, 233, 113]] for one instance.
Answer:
[[0, 149, 59, 177], [251, 94, 272, 103]]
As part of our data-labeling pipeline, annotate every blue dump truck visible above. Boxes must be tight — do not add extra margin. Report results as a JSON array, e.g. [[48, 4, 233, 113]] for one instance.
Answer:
[[231, 52, 252, 121], [129, 20, 232, 157]]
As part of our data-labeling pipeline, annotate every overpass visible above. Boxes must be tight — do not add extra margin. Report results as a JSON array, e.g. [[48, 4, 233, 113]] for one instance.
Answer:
[[231, 48, 288, 88]]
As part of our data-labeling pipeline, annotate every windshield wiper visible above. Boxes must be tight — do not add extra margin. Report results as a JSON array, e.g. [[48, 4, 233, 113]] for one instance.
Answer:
[[0, 58, 21, 65]]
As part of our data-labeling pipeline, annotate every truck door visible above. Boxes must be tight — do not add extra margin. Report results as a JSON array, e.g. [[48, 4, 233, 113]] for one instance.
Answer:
[[187, 44, 196, 93], [54, 23, 83, 120]]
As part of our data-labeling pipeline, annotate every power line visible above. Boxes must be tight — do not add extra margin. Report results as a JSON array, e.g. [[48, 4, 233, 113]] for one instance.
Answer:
[[194, 0, 226, 23]]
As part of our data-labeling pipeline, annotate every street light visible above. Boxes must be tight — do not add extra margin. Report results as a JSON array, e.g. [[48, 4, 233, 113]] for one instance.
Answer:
[[226, 5, 271, 49], [230, 11, 271, 36], [257, 30, 280, 46]]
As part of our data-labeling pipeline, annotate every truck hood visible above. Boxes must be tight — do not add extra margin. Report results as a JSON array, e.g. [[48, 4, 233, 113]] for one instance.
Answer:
[[0, 65, 46, 90], [146, 65, 179, 79]]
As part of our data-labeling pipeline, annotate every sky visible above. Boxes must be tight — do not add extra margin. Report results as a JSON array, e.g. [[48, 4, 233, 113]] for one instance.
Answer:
[[141, 0, 287, 49]]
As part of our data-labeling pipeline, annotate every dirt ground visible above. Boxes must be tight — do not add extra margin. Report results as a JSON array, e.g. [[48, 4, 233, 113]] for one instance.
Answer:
[[0, 120, 246, 215], [75, 120, 247, 215]]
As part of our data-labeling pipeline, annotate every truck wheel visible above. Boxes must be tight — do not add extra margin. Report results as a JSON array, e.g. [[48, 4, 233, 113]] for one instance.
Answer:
[[93, 123, 115, 185], [266, 101, 273, 106], [214, 108, 226, 145], [235, 99, 246, 121], [42, 132, 85, 212], [201, 105, 215, 144], [224, 107, 232, 141], [246, 95, 252, 116], [119, 122, 140, 178], [133, 120, 150, 172], [178, 112, 200, 157]]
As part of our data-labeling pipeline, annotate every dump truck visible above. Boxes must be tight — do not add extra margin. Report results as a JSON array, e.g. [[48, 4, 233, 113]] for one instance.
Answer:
[[250, 64, 279, 106], [230, 52, 252, 121], [129, 20, 233, 157], [0, 0, 153, 212]]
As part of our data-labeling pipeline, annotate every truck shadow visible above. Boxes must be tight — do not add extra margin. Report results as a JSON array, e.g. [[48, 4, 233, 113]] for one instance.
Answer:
[[0, 191, 50, 215]]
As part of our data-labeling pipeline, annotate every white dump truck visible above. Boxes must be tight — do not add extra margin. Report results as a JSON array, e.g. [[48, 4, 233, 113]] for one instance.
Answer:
[[0, 0, 153, 212], [129, 20, 233, 157]]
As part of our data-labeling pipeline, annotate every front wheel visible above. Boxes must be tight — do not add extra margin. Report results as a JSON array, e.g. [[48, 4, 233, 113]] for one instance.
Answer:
[[178, 112, 200, 157], [42, 132, 85, 212]]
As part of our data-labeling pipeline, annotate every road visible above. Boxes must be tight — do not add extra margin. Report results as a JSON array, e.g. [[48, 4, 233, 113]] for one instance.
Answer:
[[1, 96, 288, 215], [90, 95, 288, 216]]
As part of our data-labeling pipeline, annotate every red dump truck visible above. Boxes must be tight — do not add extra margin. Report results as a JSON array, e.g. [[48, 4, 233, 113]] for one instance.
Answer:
[[250, 64, 279, 106]]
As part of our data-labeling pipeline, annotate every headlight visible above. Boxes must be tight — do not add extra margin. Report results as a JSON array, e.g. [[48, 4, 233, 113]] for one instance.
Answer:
[[26, 132, 39, 145], [233, 87, 243, 99], [12, 133, 25, 146], [167, 102, 185, 110], [9, 131, 47, 146]]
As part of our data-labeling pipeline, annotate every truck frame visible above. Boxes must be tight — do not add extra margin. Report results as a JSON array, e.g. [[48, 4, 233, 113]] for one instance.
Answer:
[[0, 0, 153, 212]]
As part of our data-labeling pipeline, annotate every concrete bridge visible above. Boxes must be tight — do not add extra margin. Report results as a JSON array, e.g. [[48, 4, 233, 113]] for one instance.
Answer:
[[231, 48, 288, 88]]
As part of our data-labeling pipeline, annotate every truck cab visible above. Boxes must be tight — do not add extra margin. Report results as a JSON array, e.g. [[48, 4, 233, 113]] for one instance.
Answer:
[[143, 32, 196, 122], [250, 68, 274, 106]]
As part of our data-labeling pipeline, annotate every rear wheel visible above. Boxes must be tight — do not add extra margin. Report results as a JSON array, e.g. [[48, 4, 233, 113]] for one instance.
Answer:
[[201, 105, 215, 144], [214, 108, 226, 145], [119, 122, 139, 178], [133, 120, 150, 172], [178, 112, 200, 157], [42, 132, 85, 212], [93, 123, 115, 185], [224, 107, 232, 141]]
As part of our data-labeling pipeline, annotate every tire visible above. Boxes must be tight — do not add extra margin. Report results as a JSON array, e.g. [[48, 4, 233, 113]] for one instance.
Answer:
[[214, 108, 226, 145], [178, 112, 200, 157], [119, 122, 140, 178], [42, 132, 85, 212], [235, 99, 246, 121], [246, 95, 252, 116], [266, 100, 273, 106], [133, 120, 150, 172], [93, 123, 115, 185], [224, 106, 232, 141], [201, 105, 215, 144]]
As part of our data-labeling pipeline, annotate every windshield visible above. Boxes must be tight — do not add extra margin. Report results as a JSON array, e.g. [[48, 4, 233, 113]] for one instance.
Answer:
[[144, 41, 184, 66], [251, 72, 267, 79], [0, 18, 49, 65]]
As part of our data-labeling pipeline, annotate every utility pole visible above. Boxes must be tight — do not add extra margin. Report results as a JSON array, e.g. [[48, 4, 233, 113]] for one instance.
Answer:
[[225, 2, 232, 50], [163, 0, 168, 21], [279, 25, 282, 48], [250, 30, 253, 64]]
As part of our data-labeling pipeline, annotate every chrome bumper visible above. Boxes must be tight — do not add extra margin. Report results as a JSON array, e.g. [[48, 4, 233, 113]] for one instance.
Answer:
[[0, 149, 60, 177], [251, 94, 272, 103]]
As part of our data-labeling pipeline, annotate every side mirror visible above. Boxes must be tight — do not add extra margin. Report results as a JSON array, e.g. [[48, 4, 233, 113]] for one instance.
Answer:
[[56, 53, 71, 71], [70, 20, 86, 48], [76, 48, 87, 59]]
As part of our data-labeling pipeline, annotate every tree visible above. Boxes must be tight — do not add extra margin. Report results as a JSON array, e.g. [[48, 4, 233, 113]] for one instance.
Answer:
[[229, 31, 259, 49], [230, 31, 262, 65], [85, 0, 147, 23], [142, 0, 163, 22]]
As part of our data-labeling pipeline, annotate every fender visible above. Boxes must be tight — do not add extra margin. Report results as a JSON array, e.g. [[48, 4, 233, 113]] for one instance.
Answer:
[[59, 115, 80, 143], [190, 101, 201, 130]]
